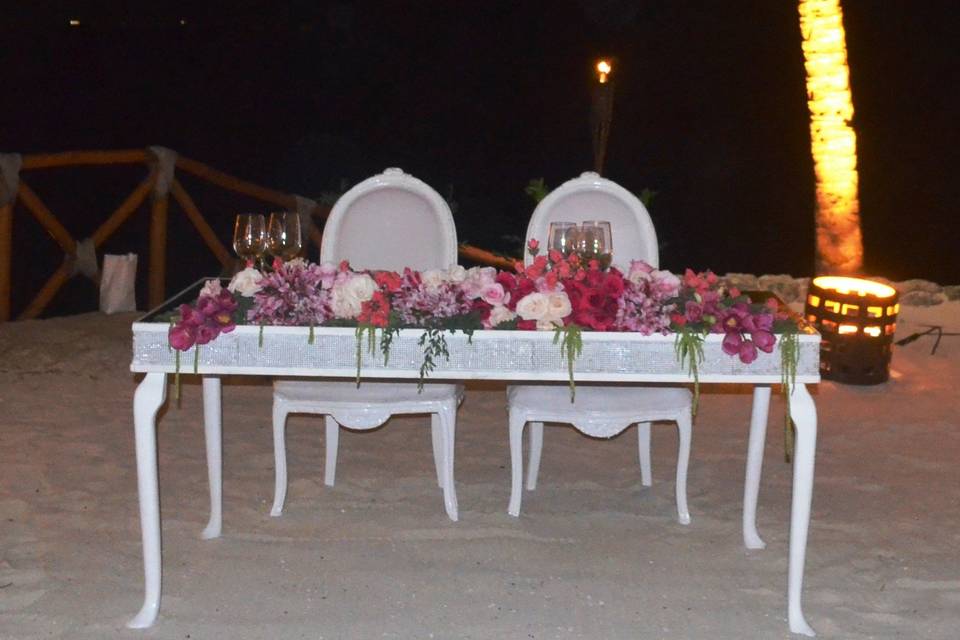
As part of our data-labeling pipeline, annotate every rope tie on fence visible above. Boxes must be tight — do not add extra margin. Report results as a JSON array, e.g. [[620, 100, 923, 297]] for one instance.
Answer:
[[147, 146, 177, 197], [0, 153, 22, 205], [294, 194, 318, 238]]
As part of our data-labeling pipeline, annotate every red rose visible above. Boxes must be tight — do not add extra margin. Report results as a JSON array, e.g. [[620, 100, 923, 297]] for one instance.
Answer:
[[374, 270, 402, 293]]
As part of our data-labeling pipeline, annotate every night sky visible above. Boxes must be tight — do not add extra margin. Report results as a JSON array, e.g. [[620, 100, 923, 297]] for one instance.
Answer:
[[2, 1, 958, 315]]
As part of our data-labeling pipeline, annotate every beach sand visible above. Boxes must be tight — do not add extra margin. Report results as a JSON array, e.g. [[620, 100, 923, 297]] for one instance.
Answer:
[[1, 302, 958, 639]]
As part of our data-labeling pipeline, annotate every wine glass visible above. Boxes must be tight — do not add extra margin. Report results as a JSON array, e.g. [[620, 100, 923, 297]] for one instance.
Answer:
[[547, 221, 579, 256], [233, 214, 266, 267], [267, 211, 302, 261], [579, 220, 612, 255]]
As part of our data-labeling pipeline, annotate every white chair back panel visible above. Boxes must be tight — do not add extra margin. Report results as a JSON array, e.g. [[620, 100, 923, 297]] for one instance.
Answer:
[[525, 172, 659, 269], [321, 169, 457, 272]]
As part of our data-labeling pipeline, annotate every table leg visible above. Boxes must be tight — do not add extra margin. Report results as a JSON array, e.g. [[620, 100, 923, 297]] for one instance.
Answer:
[[743, 385, 771, 549], [128, 372, 167, 629], [787, 383, 818, 637], [439, 400, 459, 522], [201, 376, 222, 540]]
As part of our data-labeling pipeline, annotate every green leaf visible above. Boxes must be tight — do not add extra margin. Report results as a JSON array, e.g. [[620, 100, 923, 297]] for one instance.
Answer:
[[418, 328, 451, 391], [674, 329, 704, 414], [779, 329, 800, 463], [524, 178, 549, 203], [554, 324, 583, 402], [174, 349, 181, 403], [380, 326, 400, 365]]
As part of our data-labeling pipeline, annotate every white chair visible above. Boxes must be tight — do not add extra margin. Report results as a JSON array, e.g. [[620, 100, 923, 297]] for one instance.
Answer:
[[507, 172, 693, 524], [271, 168, 463, 521]]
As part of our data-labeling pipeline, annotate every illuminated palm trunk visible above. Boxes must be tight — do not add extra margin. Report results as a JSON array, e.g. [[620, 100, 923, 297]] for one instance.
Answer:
[[799, 0, 863, 274]]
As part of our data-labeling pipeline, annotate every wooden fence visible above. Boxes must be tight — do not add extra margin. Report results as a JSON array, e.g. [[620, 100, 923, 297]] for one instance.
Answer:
[[0, 148, 512, 321]]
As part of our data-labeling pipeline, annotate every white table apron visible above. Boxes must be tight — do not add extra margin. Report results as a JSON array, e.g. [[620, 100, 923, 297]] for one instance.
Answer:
[[129, 323, 821, 636]]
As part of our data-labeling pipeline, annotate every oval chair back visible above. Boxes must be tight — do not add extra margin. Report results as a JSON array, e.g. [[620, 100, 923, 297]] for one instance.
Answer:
[[524, 171, 658, 269], [321, 167, 458, 271]]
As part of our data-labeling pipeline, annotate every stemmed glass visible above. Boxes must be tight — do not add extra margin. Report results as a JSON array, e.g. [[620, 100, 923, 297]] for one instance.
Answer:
[[547, 221, 579, 256], [267, 211, 302, 262], [233, 214, 266, 267], [579, 220, 612, 268], [579, 221, 612, 255]]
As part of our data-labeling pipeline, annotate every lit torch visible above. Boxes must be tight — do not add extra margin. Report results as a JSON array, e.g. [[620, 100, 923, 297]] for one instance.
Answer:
[[591, 58, 614, 174], [596, 59, 612, 84]]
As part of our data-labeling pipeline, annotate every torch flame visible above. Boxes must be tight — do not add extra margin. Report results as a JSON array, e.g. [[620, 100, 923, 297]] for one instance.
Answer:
[[596, 59, 612, 84]]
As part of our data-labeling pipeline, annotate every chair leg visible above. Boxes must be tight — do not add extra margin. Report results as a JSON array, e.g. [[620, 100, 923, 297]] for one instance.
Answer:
[[431, 414, 444, 488], [270, 403, 289, 517], [438, 400, 459, 521], [637, 421, 652, 487], [507, 411, 526, 517], [324, 416, 339, 487], [525, 421, 544, 490], [675, 412, 692, 525]]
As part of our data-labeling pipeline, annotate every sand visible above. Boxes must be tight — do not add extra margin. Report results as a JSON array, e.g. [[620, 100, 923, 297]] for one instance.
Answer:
[[1, 302, 958, 639]]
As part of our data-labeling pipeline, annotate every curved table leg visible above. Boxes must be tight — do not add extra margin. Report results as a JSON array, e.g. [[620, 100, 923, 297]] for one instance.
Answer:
[[788, 383, 818, 637], [201, 376, 222, 540], [128, 373, 167, 629], [439, 400, 459, 522], [743, 385, 771, 550]]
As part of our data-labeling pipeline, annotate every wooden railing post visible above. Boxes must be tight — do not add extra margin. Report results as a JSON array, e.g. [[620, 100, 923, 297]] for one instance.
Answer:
[[147, 147, 177, 309], [0, 153, 22, 322]]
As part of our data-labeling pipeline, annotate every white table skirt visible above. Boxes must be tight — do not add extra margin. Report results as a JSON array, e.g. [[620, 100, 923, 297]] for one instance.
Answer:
[[128, 322, 822, 636]]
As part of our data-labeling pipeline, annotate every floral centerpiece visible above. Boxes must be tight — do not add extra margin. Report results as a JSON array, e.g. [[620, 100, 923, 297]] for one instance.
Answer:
[[169, 246, 800, 407]]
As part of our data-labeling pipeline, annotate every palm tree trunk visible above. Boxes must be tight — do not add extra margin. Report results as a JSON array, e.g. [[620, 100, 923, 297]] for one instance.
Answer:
[[799, 0, 863, 274]]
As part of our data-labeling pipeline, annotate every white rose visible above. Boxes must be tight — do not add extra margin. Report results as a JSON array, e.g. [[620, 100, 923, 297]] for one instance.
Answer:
[[446, 265, 468, 283], [331, 273, 377, 319], [487, 304, 516, 327], [421, 269, 447, 292], [201, 279, 223, 298], [545, 292, 572, 321], [227, 268, 262, 298], [516, 292, 549, 321]]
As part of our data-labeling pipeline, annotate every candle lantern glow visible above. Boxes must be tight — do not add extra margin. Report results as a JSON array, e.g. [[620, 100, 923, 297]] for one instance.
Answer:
[[804, 276, 899, 384]]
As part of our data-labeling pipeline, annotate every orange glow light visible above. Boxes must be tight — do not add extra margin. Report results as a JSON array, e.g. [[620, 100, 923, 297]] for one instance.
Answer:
[[799, 0, 863, 273], [596, 60, 612, 84], [838, 324, 858, 335], [812, 276, 897, 299]]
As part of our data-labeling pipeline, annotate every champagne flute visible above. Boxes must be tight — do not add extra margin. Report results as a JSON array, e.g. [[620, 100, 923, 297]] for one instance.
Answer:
[[548, 221, 579, 256], [267, 211, 302, 261], [233, 214, 266, 267]]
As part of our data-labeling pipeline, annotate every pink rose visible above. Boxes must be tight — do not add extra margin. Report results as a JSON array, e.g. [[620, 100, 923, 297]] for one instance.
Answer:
[[480, 283, 507, 306]]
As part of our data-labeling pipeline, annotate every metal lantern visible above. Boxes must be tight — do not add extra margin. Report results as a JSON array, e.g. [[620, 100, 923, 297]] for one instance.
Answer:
[[804, 276, 899, 384]]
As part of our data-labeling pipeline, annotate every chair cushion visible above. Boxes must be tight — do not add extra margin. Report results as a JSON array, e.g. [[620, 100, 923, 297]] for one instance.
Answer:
[[275, 380, 463, 404], [508, 384, 691, 417]]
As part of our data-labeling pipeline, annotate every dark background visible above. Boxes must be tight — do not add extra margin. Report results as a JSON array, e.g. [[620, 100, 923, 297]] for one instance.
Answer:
[[2, 1, 957, 316]]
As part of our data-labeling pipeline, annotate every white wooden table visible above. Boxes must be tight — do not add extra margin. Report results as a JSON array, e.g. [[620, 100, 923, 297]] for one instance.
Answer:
[[129, 320, 822, 635]]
